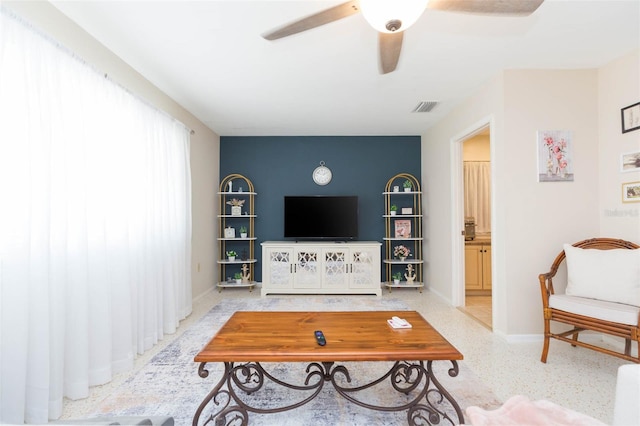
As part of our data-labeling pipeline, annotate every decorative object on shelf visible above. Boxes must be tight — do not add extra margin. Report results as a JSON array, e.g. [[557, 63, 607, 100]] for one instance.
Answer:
[[226, 250, 237, 261], [240, 248, 249, 260], [401, 207, 412, 215], [394, 220, 411, 238], [228, 181, 233, 192], [241, 263, 251, 283], [393, 186, 400, 192], [537, 130, 574, 182], [622, 181, 640, 203], [233, 272, 242, 284], [403, 179, 412, 192], [312, 161, 332, 185], [405, 264, 416, 284], [393, 245, 411, 261], [238, 187, 243, 192], [621, 101, 640, 133], [390, 204, 398, 216], [240, 226, 248, 238], [227, 198, 245, 216], [224, 227, 235, 238], [392, 272, 402, 285]]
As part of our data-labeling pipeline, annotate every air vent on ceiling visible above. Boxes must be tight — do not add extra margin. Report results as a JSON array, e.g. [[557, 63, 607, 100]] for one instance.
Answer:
[[412, 101, 438, 113]]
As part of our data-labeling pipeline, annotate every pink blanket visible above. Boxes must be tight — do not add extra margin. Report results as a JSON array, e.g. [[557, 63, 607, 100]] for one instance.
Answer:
[[465, 395, 606, 426]]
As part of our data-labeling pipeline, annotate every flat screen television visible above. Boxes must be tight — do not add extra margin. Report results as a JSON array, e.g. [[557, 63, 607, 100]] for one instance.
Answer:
[[284, 195, 358, 241]]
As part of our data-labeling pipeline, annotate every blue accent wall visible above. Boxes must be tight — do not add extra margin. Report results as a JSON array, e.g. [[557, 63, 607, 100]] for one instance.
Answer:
[[220, 136, 421, 281]]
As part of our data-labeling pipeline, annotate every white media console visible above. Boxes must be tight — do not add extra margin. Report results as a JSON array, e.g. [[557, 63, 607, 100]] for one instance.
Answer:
[[261, 241, 382, 296]]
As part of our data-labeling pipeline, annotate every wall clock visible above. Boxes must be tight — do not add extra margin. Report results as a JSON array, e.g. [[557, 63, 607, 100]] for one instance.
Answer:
[[312, 161, 332, 185]]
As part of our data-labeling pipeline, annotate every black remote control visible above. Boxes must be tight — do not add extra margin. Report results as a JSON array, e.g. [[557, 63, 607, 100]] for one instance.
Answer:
[[314, 330, 326, 346]]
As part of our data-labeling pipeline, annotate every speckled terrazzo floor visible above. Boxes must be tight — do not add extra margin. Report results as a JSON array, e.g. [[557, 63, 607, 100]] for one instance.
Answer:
[[59, 287, 631, 425]]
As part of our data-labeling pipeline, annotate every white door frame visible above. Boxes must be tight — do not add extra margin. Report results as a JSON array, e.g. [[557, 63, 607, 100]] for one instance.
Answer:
[[450, 116, 494, 308]]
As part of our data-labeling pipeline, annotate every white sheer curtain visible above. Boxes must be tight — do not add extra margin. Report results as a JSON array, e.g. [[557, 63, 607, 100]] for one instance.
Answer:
[[464, 162, 491, 234], [0, 8, 192, 424]]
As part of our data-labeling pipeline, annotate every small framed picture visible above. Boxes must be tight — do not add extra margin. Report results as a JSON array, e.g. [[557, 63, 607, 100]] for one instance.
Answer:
[[394, 220, 411, 238], [224, 227, 236, 238], [621, 151, 640, 173], [401, 207, 413, 215], [621, 102, 640, 133], [622, 181, 640, 203]]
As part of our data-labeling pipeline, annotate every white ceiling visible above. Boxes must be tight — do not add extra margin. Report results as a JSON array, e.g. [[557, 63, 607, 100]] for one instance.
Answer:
[[50, 0, 640, 137]]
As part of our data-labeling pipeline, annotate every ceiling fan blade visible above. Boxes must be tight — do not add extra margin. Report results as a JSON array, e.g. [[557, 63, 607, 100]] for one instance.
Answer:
[[379, 32, 403, 74], [262, 1, 360, 40], [427, 0, 544, 16]]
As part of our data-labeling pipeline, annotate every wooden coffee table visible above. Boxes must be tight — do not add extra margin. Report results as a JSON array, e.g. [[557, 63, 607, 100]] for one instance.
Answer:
[[193, 311, 464, 426]]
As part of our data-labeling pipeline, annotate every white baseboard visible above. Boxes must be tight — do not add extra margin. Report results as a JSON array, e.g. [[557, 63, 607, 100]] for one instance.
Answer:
[[498, 332, 542, 343]]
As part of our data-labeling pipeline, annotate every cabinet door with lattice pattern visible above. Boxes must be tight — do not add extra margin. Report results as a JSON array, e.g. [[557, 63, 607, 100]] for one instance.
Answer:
[[322, 249, 349, 289], [264, 247, 294, 289], [350, 248, 378, 289], [293, 249, 322, 289]]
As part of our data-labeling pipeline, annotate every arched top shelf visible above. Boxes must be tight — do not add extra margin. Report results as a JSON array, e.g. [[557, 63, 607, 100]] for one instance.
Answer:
[[384, 173, 421, 193], [219, 173, 255, 193]]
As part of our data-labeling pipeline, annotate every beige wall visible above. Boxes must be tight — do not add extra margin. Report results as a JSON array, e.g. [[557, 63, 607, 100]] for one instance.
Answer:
[[423, 51, 640, 337], [598, 50, 640, 241], [4, 1, 220, 299], [502, 69, 600, 335]]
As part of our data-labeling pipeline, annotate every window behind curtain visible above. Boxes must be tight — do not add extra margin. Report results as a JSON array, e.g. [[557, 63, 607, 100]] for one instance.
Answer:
[[0, 7, 192, 423]]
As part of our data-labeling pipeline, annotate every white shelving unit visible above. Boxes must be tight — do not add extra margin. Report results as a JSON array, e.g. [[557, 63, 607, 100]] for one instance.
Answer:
[[383, 173, 424, 292], [217, 174, 257, 292]]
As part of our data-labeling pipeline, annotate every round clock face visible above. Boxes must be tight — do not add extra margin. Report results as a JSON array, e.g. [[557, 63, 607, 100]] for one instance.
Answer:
[[312, 165, 332, 185]]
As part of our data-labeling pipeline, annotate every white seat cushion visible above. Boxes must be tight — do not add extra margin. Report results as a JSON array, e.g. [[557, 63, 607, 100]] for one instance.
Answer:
[[549, 294, 639, 326]]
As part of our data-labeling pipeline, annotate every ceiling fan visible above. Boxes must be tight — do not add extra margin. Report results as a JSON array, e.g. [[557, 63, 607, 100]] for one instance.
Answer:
[[262, 0, 544, 74]]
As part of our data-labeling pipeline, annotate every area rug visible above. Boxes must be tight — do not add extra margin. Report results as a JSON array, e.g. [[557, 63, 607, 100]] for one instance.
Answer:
[[89, 297, 501, 425]]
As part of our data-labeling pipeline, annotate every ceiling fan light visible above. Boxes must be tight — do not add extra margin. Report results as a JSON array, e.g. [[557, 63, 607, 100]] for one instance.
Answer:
[[360, 0, 428, 33]]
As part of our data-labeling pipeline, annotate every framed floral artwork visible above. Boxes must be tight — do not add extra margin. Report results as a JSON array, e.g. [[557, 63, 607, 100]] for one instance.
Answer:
[[621, 102, 640, 133], [622, 181, 640, 203], [537, 130, 574, 182], [394, 220, 411, 238]]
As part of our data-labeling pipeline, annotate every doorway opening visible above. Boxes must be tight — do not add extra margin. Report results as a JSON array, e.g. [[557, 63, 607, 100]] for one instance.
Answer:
[[454, 124, 493, 329]]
